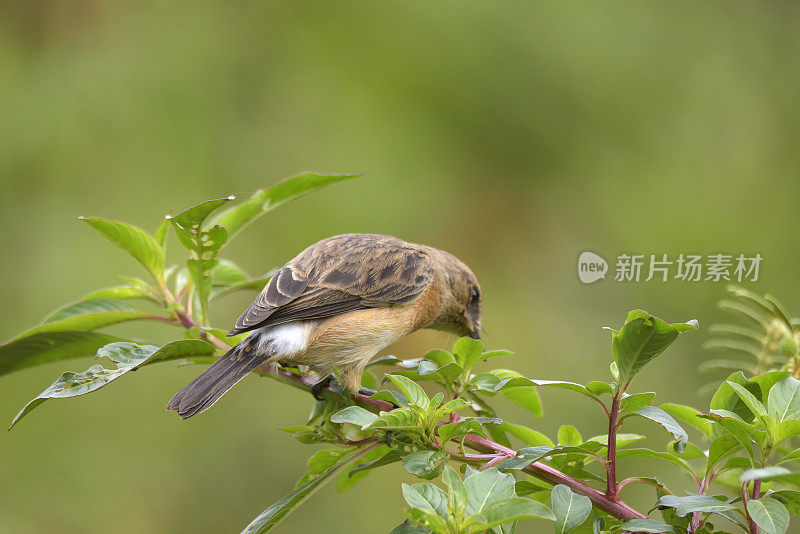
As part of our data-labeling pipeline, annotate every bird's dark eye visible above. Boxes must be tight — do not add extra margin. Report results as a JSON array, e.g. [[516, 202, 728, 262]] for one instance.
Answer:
[[470, 288, 480, 304]]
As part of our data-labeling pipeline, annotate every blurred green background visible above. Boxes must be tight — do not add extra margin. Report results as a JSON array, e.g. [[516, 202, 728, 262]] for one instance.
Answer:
[[2, 1, 800, 532]]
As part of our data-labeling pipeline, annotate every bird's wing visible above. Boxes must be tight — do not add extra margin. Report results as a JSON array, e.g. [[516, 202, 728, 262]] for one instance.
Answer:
[[228, 234, 436, 335]]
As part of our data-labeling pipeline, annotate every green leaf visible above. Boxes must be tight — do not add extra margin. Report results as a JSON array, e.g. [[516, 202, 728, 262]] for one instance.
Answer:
[[210, 173, 359, 240], [557, 426, 582, 447], [726, 381, 768, 419], [775, 419, 800, 443], [8, 307, 166, 342], [10, 340, 215, 428], [168, 196, 236, 229], [443, 466, 468, 517], [619, 519, 675, 533], [464, 468, 516, 517], [470, 497, 554, 530], [0, 331, 126, 377], [768, 377, 800, 422], [616, 449, 695, 476], [452, 337, 483, 368], [406, 508, 447, 534], [402, 450, 448, 479], [529, 380, 597, 400], [498, 422, 554, 447], [702, 412, 757, 461], [706, 434, 742, 476], [402, 482, 448, 517], [44, 298, 135, 322], [609, 310, 697, 387], [330, 406, 378, 429], [660, 403, 713, 438], [499, 384, 543, 418], [585, 381, 614, 396], [346, 448, 404, 478], [656, 495, 737, 517], [438, 418, 488, 444], [387, 375, 431, 411], [620, 392, 656, 413], [80, 217, 165, 280], [370, 389, 410, 407], [425, 350, 455, 367], [586, 433, 645, 449], [771, 490, 800, 516], [368, 407, 422, 431], [628, 406, 689, 452], [746, 498, 789, 534], [81, 285, 157, 302], [242, 446, 365, 533], [550, 484, 591, 534], [390, 521, 432, 534], [418, 360, 465, 385]]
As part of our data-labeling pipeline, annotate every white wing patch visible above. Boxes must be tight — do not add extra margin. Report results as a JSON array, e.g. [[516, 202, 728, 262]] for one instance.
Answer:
[[248, 321, 311, 358]]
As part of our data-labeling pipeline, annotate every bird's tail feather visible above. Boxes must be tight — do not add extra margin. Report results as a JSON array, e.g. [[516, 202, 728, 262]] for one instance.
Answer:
[[166, 341, 268, 419]]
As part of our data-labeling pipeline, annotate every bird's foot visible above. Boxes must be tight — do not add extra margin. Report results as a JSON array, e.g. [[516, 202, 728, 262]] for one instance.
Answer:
[[310, 376, 333, 401]]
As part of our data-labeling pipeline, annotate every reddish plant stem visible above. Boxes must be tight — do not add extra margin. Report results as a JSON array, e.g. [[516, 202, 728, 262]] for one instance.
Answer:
[[606, 392, 621, 499], [690, 474, 709, 533], [742, 481, 760, 534], [464, 433, 646, 520]]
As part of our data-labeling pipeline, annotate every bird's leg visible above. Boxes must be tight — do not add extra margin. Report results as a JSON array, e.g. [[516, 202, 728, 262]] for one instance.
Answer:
[[310, 376, 332, 401]]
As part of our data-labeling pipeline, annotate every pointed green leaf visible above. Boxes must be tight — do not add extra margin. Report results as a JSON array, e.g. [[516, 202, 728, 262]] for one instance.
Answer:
[[443, 466, 468, 517], [550, 484, 591, 534], [0, 331, 126, 377], [464, 468, 516, 516], [660, 403, 713, 438], [367, 406, 422, 431], [402, 450, 448, 479], [498, 422, 554, 447], [168, 196, 236, 229], [386, 375, 430, 411], [330, 406, 378, 429], [746, 498, 789, 534], [347, 449, 405, 477], [726, 381, 768, 419], [80, 217, 165, 280], [628, 406, 688, 452], [656, 495, 737, 517], [557, 426, 582, 447], [609, 310, 697, 387], [619, 519, 675, 533], [44, 299, 136, 322], [768, 377, 800, 422], [470, 497, 554, 530], [209, 174, 359, 240], [82, 285, 157, 302], [241, 446, 365, 533], [620, 392, 656, 413], [10, 339, 215, 428], [402, 482, 448, 517]]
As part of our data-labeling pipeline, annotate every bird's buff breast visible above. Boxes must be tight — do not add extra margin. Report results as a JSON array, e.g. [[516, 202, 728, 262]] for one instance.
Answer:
[[249, 283, 441, 371]]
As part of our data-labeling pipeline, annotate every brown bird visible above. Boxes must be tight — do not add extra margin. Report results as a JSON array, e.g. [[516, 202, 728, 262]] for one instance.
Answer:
[[167, 233, 482, 419]]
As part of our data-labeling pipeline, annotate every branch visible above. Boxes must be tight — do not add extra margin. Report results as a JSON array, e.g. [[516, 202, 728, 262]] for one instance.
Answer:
[[606, 391, 621, 499], [249, 362, 647, 522]]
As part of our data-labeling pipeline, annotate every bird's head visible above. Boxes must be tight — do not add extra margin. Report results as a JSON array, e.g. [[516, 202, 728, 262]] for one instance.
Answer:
[[434, 250, 482, 340]]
